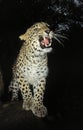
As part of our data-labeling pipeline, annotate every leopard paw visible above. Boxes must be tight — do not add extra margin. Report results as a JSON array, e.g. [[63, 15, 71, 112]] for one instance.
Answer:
[[23, 99, 33, 110], [31, 104, 47, 118]]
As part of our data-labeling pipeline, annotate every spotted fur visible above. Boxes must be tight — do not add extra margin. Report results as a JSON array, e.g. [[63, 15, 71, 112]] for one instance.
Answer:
[[9, 22, 54, 117]]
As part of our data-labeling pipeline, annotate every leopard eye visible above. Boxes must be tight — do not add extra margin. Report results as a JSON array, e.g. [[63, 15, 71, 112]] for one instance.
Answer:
[[45, 30, 50, 34]]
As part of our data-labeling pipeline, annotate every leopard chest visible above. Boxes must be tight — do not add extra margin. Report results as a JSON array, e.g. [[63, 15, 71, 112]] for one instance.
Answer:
[[20, 56, 48, 85]]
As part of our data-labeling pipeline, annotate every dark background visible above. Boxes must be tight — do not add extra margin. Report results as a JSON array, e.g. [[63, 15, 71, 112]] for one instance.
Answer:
[[0, 0, 83, 129]]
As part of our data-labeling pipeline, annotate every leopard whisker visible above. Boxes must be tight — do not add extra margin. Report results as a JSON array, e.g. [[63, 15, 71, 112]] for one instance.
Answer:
[[53, 34, 64, 47], [54, 34, 68, 40]]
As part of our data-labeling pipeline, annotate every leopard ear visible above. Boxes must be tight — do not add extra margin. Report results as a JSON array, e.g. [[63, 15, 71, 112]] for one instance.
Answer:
[[19, 33, 27, 41]]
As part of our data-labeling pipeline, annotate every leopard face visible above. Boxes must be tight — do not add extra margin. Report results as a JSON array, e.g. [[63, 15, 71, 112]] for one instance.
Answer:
[[19, 22, 54, 54]]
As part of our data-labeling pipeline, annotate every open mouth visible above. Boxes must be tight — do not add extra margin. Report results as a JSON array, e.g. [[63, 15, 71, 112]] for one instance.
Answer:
[[39, 36, 52, 49]]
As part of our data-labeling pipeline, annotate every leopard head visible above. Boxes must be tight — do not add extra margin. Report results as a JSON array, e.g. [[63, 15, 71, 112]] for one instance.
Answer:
[[19, 22, 54, 54], [19, 22, 66, 55]]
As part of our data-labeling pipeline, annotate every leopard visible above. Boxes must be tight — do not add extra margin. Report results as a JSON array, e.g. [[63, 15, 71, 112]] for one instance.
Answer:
[[9, 22, 63, 118]]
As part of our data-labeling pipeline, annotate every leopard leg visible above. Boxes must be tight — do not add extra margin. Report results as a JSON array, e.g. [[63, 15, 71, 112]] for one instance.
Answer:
[[18, 76, 33, 110], [31, 78, 47, 118], [9, 79, 19, 101]]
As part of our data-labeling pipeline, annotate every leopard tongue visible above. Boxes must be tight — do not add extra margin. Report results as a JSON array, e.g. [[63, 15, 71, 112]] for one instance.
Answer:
[[42, 37, 50, 46]]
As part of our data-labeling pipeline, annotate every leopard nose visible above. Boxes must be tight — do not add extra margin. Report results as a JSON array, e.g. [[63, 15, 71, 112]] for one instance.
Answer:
[[45, 30, 50, 34]]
